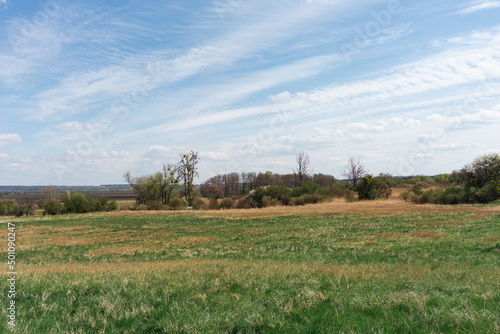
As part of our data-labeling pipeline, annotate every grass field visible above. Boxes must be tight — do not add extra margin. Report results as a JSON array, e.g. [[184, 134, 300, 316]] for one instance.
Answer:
[[1, 200, 499, 333]]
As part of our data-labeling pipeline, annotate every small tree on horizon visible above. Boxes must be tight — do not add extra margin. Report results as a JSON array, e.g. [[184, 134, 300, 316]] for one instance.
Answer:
[[293, 152, 312, 186], [341, 157, 367, 188], [124, 163, 179, 205], [178, 150, 200, 203]]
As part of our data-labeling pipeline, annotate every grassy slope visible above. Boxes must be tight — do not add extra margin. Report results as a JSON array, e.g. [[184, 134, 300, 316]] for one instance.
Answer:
[[1, 209, 499, 333]]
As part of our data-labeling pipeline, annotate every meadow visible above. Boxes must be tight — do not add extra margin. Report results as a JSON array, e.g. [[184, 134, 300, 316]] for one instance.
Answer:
[[1, 199, 499, 333]]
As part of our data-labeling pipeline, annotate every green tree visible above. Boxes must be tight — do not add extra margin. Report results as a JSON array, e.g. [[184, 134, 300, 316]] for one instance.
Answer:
[[459, 153, 500, 188], [62, 192, 89, 213], [124, 164, 179, 205]]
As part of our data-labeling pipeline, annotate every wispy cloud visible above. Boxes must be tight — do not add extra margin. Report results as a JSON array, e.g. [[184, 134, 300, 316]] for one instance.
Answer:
[[0, 133, 21, 148], [454, 0, 500, 15]]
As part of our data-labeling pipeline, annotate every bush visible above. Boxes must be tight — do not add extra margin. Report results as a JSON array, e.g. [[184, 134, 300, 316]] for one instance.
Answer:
[[345, 192, 357, 202], [17, 202, 36, 216], [325, 184, 350, 198], [412, 185, 423, 196], [219, 198, 233, 210], [400, 191, 410, 201], [235, 197, 257, 209], [62, 192, 89, 214], [356, 175, 391, 200], [44, 199, 63, 215], [290, 182, 324, 198], [136, 204, 149, 211], [0, 200, 19, 216], [146, 200, 165, 210], [252, 185, 291, 207], [107, 200, 118, 211], [441, 187, 468, 204], [207, 199, 219, 210], [301, 193, 324, 205], [288, 197, 304, 206], [192, 198, 208, 210], [261, 195, 281, 207], [169, 198, 187, 210], [419, 189, 443, 204]]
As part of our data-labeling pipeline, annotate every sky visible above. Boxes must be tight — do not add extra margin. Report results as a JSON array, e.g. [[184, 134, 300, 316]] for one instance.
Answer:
[[0, 0, 499, 185]]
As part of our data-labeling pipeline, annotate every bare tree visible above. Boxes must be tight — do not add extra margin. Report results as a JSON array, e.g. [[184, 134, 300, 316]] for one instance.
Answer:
[[41, 186, 60, 201], [178, 150, 200, 202], [341, 157, 367, 188], [294, 152, 312, 186]]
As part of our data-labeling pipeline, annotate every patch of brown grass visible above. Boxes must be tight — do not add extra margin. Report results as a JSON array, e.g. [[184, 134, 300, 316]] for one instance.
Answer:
[[410, 231, 446, 240], [483, 236, 500, 243], [373, 232, 406, 239], [177, 236, 214, 245], [415, 222, 463, 227]]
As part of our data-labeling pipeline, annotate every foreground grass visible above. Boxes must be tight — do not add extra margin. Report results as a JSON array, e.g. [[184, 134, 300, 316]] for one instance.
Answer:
[[1, 209, 499, 333]]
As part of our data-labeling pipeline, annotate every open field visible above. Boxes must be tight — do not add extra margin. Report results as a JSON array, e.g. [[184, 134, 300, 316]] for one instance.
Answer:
[[1, 199, 499, 333], [0, 191, 136, 204]]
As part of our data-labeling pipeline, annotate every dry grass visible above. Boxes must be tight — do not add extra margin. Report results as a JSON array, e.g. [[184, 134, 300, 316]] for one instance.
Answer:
[[410, 231, 446, 240]]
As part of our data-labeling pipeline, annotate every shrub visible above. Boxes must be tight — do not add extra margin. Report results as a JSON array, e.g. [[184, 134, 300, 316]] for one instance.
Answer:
[[441, 187, 468, 204], [169, 198, 187, 210], [36, 199, 46, 210], [62, 192, 89, 214], [301, 193, 324, 205], [419, 189, 443, 204], [252, 185, 291, 207], [356, 175, 391, 200], [261, 195, 281, 207], [44, 199, 63, 215], [345, 192, 357, 202], [290, 182, 324, 198], [325, 184, 350, 198], [412, 185, 423, 196], [96, 198, 109, 211], [17, 202, 36, 216], [288, 197, 304, 206], [192, 198, 208, 210], [400, 191, 410, 201], [146, 200, 165, 210], [208, 199, 219, 210], [107, 200, 118, 211], [0, 200, 19, 216], [136, 204, 149, 211], [235, 197, 257, 209], [219, 198, 233, 210]]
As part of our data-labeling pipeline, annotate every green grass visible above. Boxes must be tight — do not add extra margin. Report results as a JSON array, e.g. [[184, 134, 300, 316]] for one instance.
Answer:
[[1, 211, 499, 333]]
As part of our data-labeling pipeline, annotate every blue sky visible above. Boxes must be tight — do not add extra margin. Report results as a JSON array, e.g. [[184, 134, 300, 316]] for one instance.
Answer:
[[0, 0, 499, 185]]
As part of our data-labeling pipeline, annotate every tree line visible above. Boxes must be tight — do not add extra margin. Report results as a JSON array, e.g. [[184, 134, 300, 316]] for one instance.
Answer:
[[122, 151, 500, 210]]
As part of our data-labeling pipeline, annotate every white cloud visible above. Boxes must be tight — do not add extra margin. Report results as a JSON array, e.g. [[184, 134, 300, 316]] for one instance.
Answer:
[[454, 1, 500, 15], [427, 109, 500, 129], [54, 121, 83, 132], [0, 133, 21, 148]]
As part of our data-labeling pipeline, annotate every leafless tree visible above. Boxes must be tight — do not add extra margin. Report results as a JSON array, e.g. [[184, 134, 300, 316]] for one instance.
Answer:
[[341, 157, 367, 188], [294, 152, 312, 186], [178, 150, 200, 202], [41, 186, 60, 201]]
